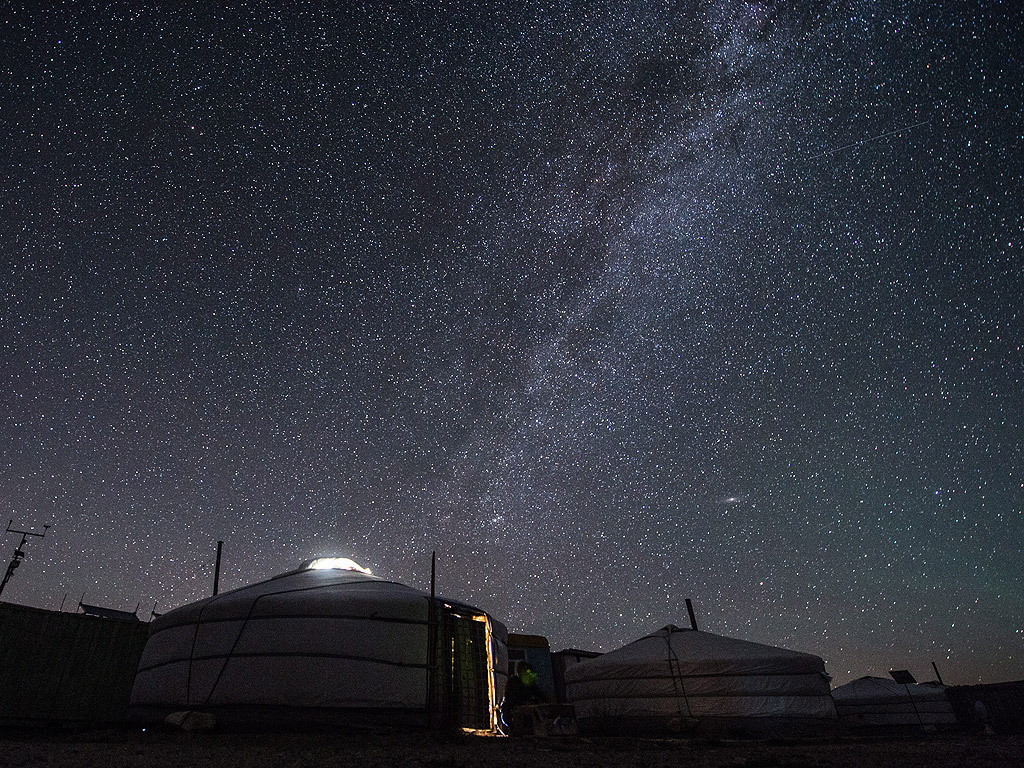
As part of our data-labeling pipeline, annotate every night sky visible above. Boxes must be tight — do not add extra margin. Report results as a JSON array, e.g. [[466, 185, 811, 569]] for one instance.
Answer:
[[2, 2, 1021, 686]]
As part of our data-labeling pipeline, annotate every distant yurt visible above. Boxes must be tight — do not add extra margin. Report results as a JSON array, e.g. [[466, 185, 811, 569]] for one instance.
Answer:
[[565, 625, 836, 737], [130, 558, 507, 731], [831, 676, 958, 732]]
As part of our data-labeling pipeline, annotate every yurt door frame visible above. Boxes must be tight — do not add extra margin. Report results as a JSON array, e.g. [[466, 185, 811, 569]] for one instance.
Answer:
[[430, 607, 498, 733]]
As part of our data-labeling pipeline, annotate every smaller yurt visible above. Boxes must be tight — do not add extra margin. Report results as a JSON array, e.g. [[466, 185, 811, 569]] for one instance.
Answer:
[[831, 676, 958, 733], [130, 558, 507, 731], [565, 625, 836, 737]]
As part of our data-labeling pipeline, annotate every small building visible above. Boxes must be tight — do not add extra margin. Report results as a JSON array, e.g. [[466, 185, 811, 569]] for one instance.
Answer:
[[0, 601, 149, 726], [947, 680, 1024, 735], [506, 633, 556, 701]]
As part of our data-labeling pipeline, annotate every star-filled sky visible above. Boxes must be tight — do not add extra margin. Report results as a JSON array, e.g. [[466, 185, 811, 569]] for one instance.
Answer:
[[2, 2, 1021, 685]]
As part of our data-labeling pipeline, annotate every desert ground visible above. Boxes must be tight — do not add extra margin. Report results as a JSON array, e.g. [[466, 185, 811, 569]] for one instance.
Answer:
[[0, 729, 1021, 768]]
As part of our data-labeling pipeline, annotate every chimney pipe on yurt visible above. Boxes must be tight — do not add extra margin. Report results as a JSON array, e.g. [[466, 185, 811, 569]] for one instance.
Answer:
[[685, 598, 698, 631], [213, 540, 224, 595]]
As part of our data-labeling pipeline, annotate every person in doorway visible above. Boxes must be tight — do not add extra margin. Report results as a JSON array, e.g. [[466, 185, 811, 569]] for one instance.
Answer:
[[501, 661, 545, 735]]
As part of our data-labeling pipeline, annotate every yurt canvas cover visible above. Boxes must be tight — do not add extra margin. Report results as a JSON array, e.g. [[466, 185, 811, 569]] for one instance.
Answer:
[[831, 676, 957, 731], [130, 561, 507, 730], [565, 625, 835, 736]]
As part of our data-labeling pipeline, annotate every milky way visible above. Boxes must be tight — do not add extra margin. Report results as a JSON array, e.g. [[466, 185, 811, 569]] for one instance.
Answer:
[[2, 2, 1021, 684]]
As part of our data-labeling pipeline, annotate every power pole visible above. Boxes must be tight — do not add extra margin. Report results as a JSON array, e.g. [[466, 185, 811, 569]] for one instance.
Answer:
[[0, 520, 50, 600]]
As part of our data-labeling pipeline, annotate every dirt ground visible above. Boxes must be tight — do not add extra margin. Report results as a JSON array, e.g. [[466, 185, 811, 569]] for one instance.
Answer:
[[1, 729, 1022, 768]]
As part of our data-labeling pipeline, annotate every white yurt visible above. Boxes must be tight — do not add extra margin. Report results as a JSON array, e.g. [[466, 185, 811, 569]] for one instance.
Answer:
[[129, 558, 507, 731], [565, 625, 836, 736], [831, 676, 958, 732]]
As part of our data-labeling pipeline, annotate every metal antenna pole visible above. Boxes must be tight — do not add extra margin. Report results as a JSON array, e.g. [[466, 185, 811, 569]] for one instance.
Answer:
[[0, 520, 51, 600]]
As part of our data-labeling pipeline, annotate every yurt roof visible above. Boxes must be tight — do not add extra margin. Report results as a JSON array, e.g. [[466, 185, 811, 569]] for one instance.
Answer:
[[831, 676, 948, 702], [567, 625, 827, 681], [152, 559, 492, 631]]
